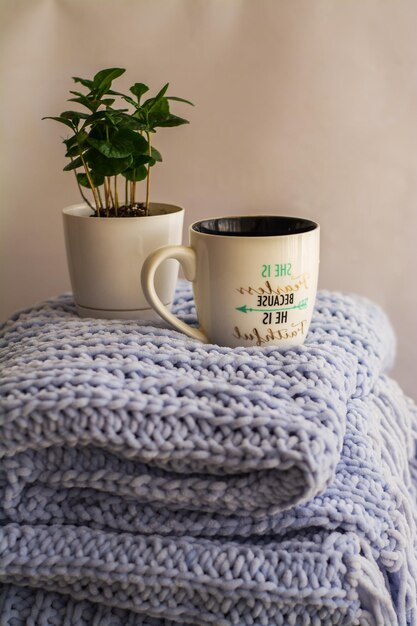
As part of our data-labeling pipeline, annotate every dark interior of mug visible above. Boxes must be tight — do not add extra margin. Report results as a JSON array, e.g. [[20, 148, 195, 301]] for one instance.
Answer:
[[192, 216, 318, 237]]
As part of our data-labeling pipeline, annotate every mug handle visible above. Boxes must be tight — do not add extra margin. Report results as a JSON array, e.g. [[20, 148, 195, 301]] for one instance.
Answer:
[[141, 245, 208, 342]]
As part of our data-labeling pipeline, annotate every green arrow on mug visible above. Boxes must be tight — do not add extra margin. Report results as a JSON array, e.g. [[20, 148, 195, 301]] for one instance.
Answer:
[[236, 298, 309, 314]]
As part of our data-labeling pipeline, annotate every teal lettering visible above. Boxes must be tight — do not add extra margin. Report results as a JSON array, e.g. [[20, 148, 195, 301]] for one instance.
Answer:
[[275, 263, 292, 277]]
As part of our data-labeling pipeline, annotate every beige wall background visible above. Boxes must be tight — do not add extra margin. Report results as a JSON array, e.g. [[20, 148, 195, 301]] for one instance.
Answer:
[[1, 0, 416, 398]]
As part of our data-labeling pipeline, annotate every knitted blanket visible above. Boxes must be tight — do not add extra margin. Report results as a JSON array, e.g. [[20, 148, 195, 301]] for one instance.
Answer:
[[1, 283, 416, 625]]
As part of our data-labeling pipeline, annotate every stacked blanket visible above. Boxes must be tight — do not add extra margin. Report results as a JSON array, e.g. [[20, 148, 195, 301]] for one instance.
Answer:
[[0, 282, 416, 625]]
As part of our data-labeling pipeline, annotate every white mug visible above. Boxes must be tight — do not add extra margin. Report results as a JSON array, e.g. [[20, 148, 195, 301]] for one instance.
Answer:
[[141, 215, 320, 347]]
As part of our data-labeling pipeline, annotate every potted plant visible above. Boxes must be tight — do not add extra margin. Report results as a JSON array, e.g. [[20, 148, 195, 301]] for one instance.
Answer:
[[44, 67, 193, 319]]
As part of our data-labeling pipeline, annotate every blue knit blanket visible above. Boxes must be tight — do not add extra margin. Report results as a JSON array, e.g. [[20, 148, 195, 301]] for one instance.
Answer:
[[1, 283, 416, 625]]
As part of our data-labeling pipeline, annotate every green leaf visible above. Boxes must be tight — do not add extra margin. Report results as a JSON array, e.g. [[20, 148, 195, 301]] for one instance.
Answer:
[[60, 110, 89, 120], [130, 83, 149, 103], [130, 154, 152, 167], [87, 149, 133, 176], [121, 94, 139, 107], [88, 111, 145, 132], [93, 67, 125, 92], [150, 146, 162, 162], [101, 108, 129, 126], [122, 165, 148, 181], [129, 111, 147, 128], [85, 98, 105, 113], [130, 132, 149, 154], [156, 114, 189, 127], [42, 116, 75, 130], [86, 135, 119, 157], [107, 89, 136, 104], [65, 143, 81, 158], [72, 76, 94, 89], [68, 97, 99, 113], [144, 94, 169, 117], [154, 83, 169, 100], [167, 96, 194, 106], [63, 155, 84, 171], [146, 98, 170, 129], [69, 90, 89, 98], [58, 110, 89, 128], [76, 170, 104, 188], [82, 110, 111, 127], [87, 128, 148, 158], [64, 130, 88, 157], [68, 92, 96, 112]]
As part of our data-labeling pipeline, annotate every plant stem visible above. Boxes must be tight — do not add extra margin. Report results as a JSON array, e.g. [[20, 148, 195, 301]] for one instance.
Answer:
[[132, 181, 136, 206], [107, 177, 115, 211], [145, 131, 151, 215], [73, 170, 94, 211], [97, 187, 104, 214], [103, 178, 110, 216], [114, 175, 119, 215], [80, 152, 100, 216], [125, 177, 128, 207]]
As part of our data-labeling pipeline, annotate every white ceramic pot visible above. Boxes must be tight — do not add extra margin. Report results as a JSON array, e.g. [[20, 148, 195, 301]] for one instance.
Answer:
[[62, 203, 184, 320]]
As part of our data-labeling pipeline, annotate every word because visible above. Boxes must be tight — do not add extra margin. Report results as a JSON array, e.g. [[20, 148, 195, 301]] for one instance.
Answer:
[[256, 293, 294, 307]]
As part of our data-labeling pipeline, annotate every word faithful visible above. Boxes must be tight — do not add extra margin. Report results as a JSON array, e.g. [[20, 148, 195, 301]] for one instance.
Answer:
[[233, 320, 307, 346]]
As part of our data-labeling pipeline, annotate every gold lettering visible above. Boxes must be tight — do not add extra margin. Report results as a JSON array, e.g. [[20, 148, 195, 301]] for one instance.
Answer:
[[233, 320, 307, 345], [236, 274, 310, 297], [233, 326, 242, 339]]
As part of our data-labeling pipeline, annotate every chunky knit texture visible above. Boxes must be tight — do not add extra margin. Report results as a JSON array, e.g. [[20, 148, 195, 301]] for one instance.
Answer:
[[0, 282, 416, 625]]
